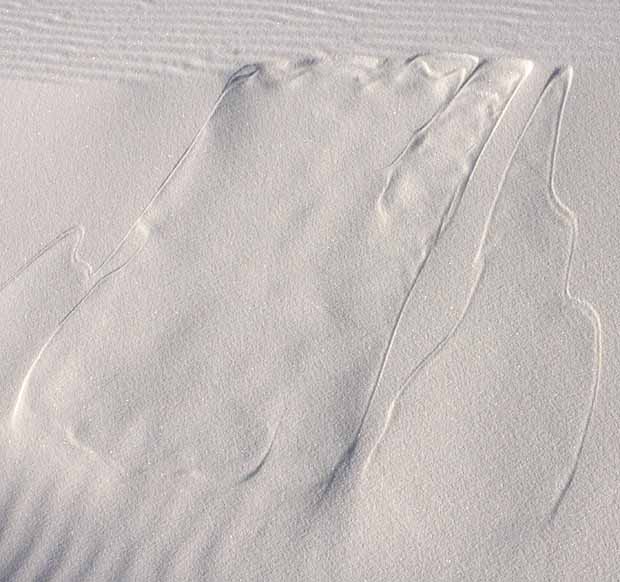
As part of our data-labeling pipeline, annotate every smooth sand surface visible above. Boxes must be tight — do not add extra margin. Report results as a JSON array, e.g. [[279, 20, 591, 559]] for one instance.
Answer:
[[1, 4, 619, 582]]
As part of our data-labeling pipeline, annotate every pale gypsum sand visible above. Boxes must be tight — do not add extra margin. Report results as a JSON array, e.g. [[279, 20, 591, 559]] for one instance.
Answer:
[[0, 55, 612, 580], [0, 0, 618, 80]]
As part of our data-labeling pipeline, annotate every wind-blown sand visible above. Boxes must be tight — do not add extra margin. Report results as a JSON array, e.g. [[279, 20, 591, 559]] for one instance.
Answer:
[[0, 5, 619, 581]]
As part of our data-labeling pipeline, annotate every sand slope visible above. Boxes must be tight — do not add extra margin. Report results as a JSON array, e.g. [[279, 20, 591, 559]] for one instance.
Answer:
[[1, 50, 616, 580]]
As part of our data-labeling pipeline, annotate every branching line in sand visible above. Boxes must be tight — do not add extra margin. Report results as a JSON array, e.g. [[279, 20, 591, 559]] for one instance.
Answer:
[[8, 64, 260, 433], [344, 60, 531, 484]]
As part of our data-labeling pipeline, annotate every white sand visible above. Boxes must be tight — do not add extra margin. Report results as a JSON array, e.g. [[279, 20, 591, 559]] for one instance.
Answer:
[[0, 4, 619, 582]]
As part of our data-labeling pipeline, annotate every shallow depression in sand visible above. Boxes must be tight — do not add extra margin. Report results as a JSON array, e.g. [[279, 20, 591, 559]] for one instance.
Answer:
[[0, 54, 605, 581]]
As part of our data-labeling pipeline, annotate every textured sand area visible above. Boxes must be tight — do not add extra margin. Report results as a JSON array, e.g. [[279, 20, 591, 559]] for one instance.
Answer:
[[1, 4, 619, 582], [0, 0, 618, 79]]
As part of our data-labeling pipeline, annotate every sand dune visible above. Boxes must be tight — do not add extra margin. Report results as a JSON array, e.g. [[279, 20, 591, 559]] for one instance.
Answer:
[[0, 5, 619, 581]]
